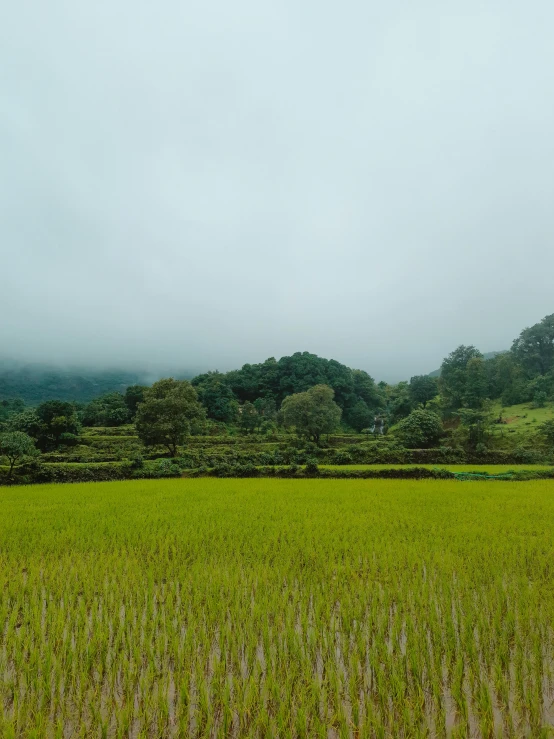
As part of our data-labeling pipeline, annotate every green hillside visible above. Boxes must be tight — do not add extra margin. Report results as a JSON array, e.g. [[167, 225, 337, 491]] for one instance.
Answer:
[[0, 361, 194, 405], [491, 400, 554, 440]]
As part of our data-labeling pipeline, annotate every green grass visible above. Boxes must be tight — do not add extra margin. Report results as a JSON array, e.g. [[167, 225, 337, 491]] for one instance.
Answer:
[[491, 400, 554, 435], [320, 463, 554, 472], [1, 478, 553, 736]]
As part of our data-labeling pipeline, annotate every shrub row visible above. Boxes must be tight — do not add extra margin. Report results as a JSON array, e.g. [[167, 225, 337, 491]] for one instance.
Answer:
[[201, 464, 554, 481], [3, 459, 554, 486], [0, 459, 183, 485]]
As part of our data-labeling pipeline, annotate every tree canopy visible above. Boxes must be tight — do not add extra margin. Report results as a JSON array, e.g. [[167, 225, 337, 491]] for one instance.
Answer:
[[0, 431, 39, 476], [393, 410, 443, 449], [82, 393, 130, 427], [7, 401, 80, 451], [511, 313, 554, 377], [124, 385, 147, 419], [439, 345, 484, 412], [281, 384, 342, 443], [409, 375, 438, 408], [135, 379, 205, 455], [192, 373, 239, 423], [196, 352, 383, 415]]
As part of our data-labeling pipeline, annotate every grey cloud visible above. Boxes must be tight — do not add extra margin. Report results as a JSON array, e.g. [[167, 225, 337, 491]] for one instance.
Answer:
[[1, 0, 553, 381]]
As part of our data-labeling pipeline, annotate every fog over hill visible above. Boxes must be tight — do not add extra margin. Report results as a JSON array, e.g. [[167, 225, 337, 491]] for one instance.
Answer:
[[0, 359, 201, 404], [0, 348, 503, 404]]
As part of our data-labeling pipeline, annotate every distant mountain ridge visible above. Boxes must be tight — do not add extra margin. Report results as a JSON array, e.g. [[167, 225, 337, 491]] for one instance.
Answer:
[[428, 351, 505, 378], [0, 360, 195, 405], [0, 350, 508, 405]]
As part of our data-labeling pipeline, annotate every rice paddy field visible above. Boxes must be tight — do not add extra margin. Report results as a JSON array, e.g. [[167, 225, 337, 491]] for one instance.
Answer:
[[1, 478, 554, 738]]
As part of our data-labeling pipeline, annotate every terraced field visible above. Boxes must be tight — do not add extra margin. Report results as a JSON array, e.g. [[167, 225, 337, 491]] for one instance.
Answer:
[[319, 464, 554, 473], [1, 478, 553, 737]]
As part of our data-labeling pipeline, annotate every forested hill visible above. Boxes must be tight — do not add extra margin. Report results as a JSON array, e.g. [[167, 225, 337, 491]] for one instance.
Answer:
[[0, 353, 381, 424], [1, 312, 553, 411], [191, 352, 383, 430], [0, 362, 153, 405]]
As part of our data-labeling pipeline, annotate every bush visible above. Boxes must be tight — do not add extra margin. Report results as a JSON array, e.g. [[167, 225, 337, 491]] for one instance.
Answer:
[[538, 419, 554, 448], [305, 459, 319, 475], [212, 462, 233, 477], [26, 462, 130, 484], [532, 391, 548, 408], [59, 432, 79, 447], [513, 445, 541, 464], [334, 451, 353, 465], [130, 454, 144, 470], [233, 463, 259, 477], [153, 459, 182, 477], [437, 446, 466, 463], [393, 410, 443, 449]]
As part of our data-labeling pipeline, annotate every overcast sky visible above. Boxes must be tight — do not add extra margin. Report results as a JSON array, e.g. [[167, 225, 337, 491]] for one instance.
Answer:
[[1, 0, 553, 381]]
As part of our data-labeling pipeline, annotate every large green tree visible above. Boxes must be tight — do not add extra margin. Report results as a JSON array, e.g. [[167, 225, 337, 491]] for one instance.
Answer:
[[82, 393, 130, 427], [239, 402, 258, 434], [135, 379, 205, 456], [463, 357, 489, 409], [124, 385, 147, 419], [511, 313, 554, 377], [351, 370, 384, 411], [193, 373, 239, 423], [281, 384, 341, 443], [345, 400, 374, 432], [0, 399, 25, 427], [439, 345, 483, 412], [0, 432, 39, 477], [386, 382, 413, 424], [35, 401, 81, 450], [485, 352, 526, 405], [9, 401, 80, 451], [455, 404, 494, 451], [7, 410, 42, 437], [409, 375, 438, 408], [200, 352, 382, 414]]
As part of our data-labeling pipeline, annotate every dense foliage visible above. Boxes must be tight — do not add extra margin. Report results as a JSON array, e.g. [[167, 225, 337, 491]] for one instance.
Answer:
[[408, 375, 438, 408], [393, 409, 443, 448], [193, 352, 384, 427], [0, 362, 151, 404], [280, 384, 342, 442], [7, 400, 81, 451], [0, 431, 38, 476], [0, 398, 24, 424], [82, 392, 131, 427], [1, 314, 554, 478], [135, 378, 205, 455]]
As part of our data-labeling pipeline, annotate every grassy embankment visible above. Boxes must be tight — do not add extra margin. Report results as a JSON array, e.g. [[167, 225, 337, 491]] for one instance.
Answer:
[[490, 400, 554, 444], [320, 464, 553, 472]]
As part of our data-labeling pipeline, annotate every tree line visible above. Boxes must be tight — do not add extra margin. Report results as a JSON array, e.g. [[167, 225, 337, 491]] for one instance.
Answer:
[[1, 313, 554, 473]]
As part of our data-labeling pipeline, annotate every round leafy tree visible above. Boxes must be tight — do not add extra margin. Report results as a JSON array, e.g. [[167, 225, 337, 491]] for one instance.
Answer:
[[393, 409, 443, 449], [281, 384, 341, 444]]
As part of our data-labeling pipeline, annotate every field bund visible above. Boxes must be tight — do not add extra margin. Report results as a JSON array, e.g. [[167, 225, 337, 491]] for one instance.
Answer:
[[1, 479, 553, 736]]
